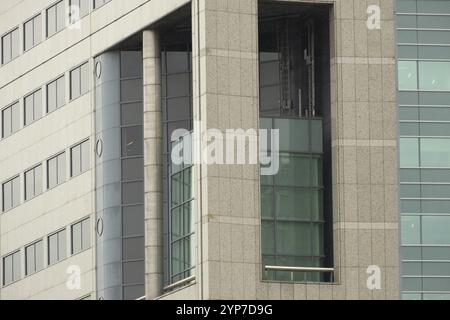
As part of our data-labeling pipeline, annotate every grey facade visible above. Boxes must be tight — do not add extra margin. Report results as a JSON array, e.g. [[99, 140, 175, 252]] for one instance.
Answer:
[[0, 0, 402, 300]]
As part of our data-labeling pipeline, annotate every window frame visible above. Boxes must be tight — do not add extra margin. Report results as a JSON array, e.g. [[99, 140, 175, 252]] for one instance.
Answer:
[[2, 175, 20, 213], [46, 75, 66, 113], [70, 139, 90, 178], [24, 88, 43, 126], [23, 13, 42, 52], [47, 228, 67, 266], [1, 101, 20, 139], [69, 62, 89, 101], [2, 250, 21, 287], [1, 27, 20, 65], [47, 152, 66, 190], [46, 0, 66, 38], [70, 217, 91, 255], [25, 240, 44, 276], [24, 164, 43, 202]]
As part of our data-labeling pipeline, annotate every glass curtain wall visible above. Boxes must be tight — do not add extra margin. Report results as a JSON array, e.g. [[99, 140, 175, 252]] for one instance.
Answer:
[[397, 0, 450, 300]]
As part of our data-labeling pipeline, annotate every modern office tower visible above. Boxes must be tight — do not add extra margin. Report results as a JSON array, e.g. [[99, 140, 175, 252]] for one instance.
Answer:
[[0, 0, 400, 300], [396, 0, 450, 300]]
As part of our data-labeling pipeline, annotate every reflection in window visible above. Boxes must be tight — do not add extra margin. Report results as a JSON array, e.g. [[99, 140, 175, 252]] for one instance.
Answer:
[[419, 61, 450, 91], [398, 61, 418, 90], [401, 216, 421, 245]]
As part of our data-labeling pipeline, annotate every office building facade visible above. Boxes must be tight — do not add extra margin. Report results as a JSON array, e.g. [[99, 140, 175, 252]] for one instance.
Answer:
[[397, 0, 450, 300], [0, 0, 402, 300]]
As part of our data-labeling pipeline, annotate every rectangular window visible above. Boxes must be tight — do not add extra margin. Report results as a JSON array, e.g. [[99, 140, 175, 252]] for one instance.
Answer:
[[46, 1, 65, 37], [47, 153, 66, 189], [2, 102, 20, 138], [24, 89, 42, 126], [70, 140, 90, 177], [69, 0, 90, 21], [25, 165, 43, 201], [47, 76, 65, 113], [71, 218, 91, 254], [2, 251, 21, 286], [419, 61, 450, 91], [24, 14, 42, 51], [70, 62, 89, 100], [2, 176, 20, 212], [398, 60, 418, 90], [94, 0, 112, 10], [48, 229, 66, 265], [1, 28, 19, 64], [25, 240, 43, 276]]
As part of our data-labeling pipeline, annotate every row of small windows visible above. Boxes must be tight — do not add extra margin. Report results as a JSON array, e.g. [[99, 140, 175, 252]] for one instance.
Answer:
[[1, 140, 90, 212], [0, 0, 111, 65], [1, 62, 89, 139], [2, 217, 91, 287]]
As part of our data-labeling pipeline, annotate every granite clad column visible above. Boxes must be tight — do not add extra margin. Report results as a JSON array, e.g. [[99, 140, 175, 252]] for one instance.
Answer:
[[143, 30, 163, 299]]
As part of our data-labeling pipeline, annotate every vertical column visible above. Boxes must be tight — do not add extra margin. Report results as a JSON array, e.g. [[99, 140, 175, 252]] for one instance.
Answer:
[[143, 30, 163, 299], [192, 0, 260, 300]]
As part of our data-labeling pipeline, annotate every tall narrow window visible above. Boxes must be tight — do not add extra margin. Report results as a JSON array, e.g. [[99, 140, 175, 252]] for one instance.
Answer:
[[1, 28, 19, 64], [71, 218, 91, 254], [259, 4, 333, 282], [47, 152, 66, 189], [47, 76, 65, 113], [46, 1, 65, 37], [2, 251, 21, 286], [69, 0, 90, 21], [25, 241, 43, 275], [70, 140, 90, 177], [24, 89, 42, 126], [161, 26, 195, 285], [2, 176, 20, 212], [70, 62, 89, 100], [2, 102, 20, 138], [25, 164, 43, 201], [48, 229, 67, 265], [24, 14, 42, 51]]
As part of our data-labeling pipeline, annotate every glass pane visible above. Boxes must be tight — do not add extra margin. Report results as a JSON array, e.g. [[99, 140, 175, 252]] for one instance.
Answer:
[[3, 181, 12, 211], [121, 103, 143, 126], [34, 165, 42, 196], [72, 222, 82, 254], [400, 138, 419, 167], [81, 218, 91, 250], [12, 252, 20, 281], [12, 177, 20, 207], [275, 188, 314, 221], [48, 157, 57, 188], [58, 153, 66, 184], [2, 33, 11, 63], [35, 241, 43, 271], [421, 139, 450, 167], [3, 256, 13, 285], [58, 230, 67, 260], [422, 216, 450, 245], [57, 76, 65, 108], [122, 158, 144, 181], [80, 63, 89, 95], [166, 74, 190, 98], [121, 126, 143, 157], [276, 222, 311, 256], [25, 169, 34, 200], [2, 107, 11, 137], [11, 103, 20, 133], [123, 205, 144, 237], [56, 1, 65, 32], [71, 145, 81, 177], [122, 237, 144, 261], [48, 234, 58, 264], [261, 221, 275, 255], [34, 15, 42, 45], [26, 245, 35, 275], [401, 216, 421, 245], [34, 90, 42, 121], [166, 51, 189, 74], [11, 30, 19, 59], [398, 61, 418, 90], [122, 181, 144, 205], [275, 155, 310, 187], [419, 62, 450, 91], [121, 79, 143, 102], [123, 285, 144, 301], [123, 261, 145, 284], [167, 97, 190, 122], [47, 6, 56, 36], [171, 172, 183, 207], [25, 19, 33, 51], [47, 81, 57, 112], [81, 140, 90, 173], [261, 186, 274, 219], [120, 51, 143, 78], [171, 206, 182, 241], [70, 67, 81, 99]]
